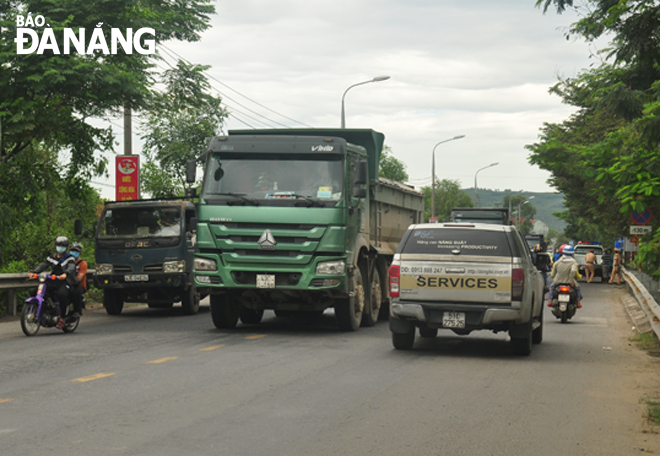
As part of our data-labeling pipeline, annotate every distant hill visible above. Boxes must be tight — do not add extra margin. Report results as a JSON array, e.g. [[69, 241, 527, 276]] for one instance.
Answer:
[[463, 188, 566, 232]]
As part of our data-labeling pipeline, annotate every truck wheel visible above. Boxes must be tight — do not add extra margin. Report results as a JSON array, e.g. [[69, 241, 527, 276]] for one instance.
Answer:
[[419, 326, 438, 338], [361, 264, 381, 327], [103, 289, 124, 315], [181, 286, 200, 315], [532, 306, 544, 344], [210, 294, 238, 329], [335, 266, 365, 331], [240, 307, 264, 324], [392, 329, 415, 350], [511, 324, 532, 356]]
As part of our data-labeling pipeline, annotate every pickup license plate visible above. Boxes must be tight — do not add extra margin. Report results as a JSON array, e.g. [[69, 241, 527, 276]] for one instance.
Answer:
[[125, 274, 148, 282], [256, 274, 275, 289], [443, 311, 465, 329], [558, 294, 570, 303]]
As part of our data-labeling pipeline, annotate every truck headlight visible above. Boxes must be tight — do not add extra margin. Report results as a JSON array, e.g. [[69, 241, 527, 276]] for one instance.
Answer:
[[316, 260, 345, 275], [163, 260, 185, 273], [194, 258, 217, 271], [96, 263, 113, 275]]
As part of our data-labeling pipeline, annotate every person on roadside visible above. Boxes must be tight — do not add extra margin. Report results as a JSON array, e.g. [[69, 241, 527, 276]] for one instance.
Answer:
[[549, 245, 583, 308], [609, 248, 623, 285], [584, 249, 597, 283], [68, 243, 87, 322], [601, 248, 613, 283], [31, 236, 77, 329]]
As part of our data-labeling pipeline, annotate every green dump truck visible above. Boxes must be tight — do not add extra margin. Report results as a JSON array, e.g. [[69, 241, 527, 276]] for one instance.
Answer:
[[191, 128, 424, 331]]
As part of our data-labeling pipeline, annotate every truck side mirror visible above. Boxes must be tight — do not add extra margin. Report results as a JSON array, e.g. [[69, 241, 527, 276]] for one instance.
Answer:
[[186, 159, 197, 184], [74, 219, 83, 236], [354, 161, 368, 185]]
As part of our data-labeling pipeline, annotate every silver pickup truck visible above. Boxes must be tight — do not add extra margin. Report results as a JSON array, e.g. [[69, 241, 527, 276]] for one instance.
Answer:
[[388, 223, 546, 355]]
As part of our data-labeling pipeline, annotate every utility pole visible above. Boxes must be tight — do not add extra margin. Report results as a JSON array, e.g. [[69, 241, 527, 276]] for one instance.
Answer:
[[124, 101, 132, 155]]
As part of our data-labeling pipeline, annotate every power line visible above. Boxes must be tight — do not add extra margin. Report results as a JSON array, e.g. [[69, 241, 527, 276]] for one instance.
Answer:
[[154, 50, 285, 129], [159, 44, 313, 128]]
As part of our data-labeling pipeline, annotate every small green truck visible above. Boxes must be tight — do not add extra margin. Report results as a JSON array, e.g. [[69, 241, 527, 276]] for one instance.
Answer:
[[94, 199, 200, 315], [191, 128, 424, 331]]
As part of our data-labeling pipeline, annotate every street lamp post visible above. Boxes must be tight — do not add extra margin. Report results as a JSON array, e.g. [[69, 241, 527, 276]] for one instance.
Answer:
[[516, 196, 535, 228], [431, 135, 466, 220], [340, 76, 390, 128], [473, 162, 499, 207]]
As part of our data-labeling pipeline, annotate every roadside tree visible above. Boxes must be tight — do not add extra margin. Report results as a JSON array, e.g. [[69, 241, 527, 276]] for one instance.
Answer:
[[422, 179, 473, 222]]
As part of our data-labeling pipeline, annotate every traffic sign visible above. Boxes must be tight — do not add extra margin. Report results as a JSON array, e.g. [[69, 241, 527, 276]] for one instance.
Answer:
[[631, 209, 652, 225], [630, 235, 640, 244], [630, 225, 653, 235]]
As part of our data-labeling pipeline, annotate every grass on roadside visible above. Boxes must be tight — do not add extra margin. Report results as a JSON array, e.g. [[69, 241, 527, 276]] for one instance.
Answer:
[[647, 400, 660, 426], [632, 332, 660, 427], [631, 332, 660, 357]]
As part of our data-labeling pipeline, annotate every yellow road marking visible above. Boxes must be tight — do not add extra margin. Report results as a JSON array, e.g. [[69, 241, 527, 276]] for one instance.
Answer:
[[72, 373, 115, 383], [245, 334, 266, 340], [200, 345, 224, 351], [146, 357, 178, 364], [0, 399, 13, 404]]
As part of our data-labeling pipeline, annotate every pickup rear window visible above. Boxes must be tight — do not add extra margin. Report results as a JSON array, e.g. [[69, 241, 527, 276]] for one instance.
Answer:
[[401, 228, 512, 257]]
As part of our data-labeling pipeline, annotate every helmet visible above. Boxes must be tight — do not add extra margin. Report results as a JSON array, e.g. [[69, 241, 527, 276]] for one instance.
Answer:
[[55, 236, 69, 247], [562, 245, 575, 256], [70, 243, 83, 253]]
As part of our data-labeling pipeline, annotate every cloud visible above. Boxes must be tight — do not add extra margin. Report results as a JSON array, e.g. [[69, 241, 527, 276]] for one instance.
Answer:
[[98, 0, 596, 198]]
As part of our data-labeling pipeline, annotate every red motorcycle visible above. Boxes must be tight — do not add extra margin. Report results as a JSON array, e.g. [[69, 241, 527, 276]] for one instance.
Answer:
[[549, 283, 578, 324]]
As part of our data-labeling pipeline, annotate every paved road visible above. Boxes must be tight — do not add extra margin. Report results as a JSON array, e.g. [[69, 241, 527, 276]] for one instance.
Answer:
[[1, 283, 659, 455]]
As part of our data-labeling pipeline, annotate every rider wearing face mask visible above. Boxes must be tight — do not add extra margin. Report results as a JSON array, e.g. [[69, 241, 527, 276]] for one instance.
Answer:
[[68, 243, 87, 322], [32, 236, 78, 329]]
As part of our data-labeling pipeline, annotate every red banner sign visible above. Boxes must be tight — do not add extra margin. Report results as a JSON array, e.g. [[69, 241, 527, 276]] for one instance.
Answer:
[[115, 155, 139, 201]]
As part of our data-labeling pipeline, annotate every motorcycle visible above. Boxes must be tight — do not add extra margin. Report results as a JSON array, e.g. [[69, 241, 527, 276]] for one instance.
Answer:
[[21, 272, 80, 336], [550, 283, 578, 324]]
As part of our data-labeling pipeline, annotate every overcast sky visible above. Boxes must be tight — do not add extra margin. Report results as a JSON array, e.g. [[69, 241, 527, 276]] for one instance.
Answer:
[[98, 0, 599, 198]]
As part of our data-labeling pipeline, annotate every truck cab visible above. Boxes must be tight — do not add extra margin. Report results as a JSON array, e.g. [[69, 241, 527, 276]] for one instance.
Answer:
[[93, 200, 200, 315]]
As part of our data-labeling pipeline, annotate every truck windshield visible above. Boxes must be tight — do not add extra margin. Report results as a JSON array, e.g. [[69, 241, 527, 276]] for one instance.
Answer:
[[202, 155, 343, 205], [98, 206, 182, 238]]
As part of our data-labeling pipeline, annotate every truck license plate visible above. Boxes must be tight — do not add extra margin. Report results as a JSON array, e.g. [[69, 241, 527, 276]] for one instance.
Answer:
[[256, 274, 275, 289], [443, 311, 465, 328], [125, 274, 148, 282], [558, 294, 570, 303]]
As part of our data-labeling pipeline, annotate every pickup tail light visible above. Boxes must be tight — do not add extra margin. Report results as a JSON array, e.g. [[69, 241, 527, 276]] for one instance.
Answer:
[[512, 268, 524, 301], [389, 264, 400, 298]]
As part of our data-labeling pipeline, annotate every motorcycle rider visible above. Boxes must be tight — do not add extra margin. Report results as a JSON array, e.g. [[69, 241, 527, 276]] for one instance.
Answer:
[[548, 245, 583, 308], [68, 243, 87, 322], [32, 236, 78, 329]]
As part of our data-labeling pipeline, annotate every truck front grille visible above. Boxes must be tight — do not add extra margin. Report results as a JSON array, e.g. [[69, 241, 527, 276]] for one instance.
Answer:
[[143, 263, 163, 273]]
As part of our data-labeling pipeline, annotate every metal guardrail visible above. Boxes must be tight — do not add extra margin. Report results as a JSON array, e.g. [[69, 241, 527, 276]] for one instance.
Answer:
[[0, 270, 95, 316], [622, 267, 660, 338]]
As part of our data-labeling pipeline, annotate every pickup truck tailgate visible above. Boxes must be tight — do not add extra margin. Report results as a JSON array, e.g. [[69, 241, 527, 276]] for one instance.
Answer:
[[399, 257, 512, 304]]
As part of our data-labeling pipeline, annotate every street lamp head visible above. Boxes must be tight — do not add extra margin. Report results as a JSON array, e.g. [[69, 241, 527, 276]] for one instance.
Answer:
[[453, 135, 466, 140], [490, 162, 499, 167], [341, 76, 391, 128]]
